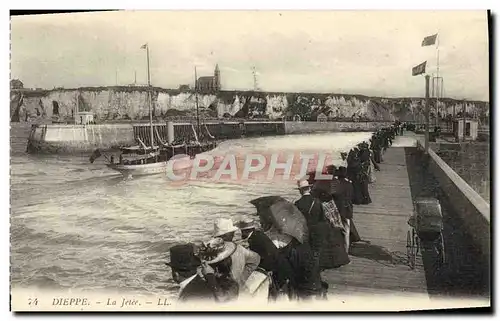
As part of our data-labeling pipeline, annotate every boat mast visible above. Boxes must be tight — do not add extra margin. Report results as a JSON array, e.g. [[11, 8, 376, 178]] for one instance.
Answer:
[[144, 43, 154, 149], [195, 66, 200, 140]]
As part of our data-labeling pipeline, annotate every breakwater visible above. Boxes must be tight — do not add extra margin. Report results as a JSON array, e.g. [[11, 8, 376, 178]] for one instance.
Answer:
[[25, 121, 393, 154]]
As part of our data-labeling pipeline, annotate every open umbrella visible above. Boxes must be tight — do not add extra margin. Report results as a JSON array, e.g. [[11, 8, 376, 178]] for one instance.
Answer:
[[250, 196, 308, 244]]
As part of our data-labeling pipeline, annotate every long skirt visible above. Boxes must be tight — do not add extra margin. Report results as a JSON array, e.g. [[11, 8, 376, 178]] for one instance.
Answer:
[[359, 179, 372, 204], [352, 179, 364, 205], [279, 240, 323, 299], [368, 161, 376, 184], [309, 223, 350, 270], [349, 220, 361, 243], [373, 149, 382, 163]]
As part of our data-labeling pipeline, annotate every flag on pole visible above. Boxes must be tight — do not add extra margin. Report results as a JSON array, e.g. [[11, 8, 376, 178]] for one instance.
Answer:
[[140, 44, 148, 49], [421, 34, 438, 47], [412, 61, 427, 76]]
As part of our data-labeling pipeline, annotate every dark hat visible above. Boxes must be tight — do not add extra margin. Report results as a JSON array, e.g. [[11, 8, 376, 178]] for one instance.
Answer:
[[235, 217, 257, 230], [326, 164, 336, 174], [336, 166, 348, 178], [166, 243, 201, 271]]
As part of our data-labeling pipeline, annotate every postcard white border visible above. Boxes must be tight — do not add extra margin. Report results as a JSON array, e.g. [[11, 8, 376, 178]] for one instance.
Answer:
[[4, 1, 498, 320]]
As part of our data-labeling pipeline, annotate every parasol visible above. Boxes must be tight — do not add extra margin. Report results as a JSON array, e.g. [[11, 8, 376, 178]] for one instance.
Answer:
[[249, 196, 308, 244]]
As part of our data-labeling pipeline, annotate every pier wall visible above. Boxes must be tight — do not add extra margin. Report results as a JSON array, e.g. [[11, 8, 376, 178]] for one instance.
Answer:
[[284, 121, 393, 134], [416, 140, 490, 262], [432, 142, 490, 202], [130, 121, 286, 146], [26, 124, 135, 154], [25, 120, 396, 154]]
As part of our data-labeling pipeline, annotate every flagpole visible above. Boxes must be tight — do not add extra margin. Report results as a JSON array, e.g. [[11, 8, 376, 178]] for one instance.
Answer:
[[436, 32, 440, 127], [424, 74, 430, 154]]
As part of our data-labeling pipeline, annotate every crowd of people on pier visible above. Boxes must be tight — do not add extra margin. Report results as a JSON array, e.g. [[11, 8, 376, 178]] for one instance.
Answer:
[[165, 122, 404, 304]]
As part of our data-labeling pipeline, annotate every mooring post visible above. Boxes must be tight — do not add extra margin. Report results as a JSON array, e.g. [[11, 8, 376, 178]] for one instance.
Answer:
[[424, 75, 430, 154], [167, 121, 175, 144]]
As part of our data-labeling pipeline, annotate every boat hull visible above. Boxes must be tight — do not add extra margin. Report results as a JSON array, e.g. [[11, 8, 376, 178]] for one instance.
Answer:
[[106, 156, 194, 178], [106, 162, 168, 177]]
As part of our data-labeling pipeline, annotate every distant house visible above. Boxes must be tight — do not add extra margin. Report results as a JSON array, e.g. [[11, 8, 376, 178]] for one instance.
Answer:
[[196, 64, 221, 93], [317, 113, 328, 123], [10, 79, 23, 89], [453, 117, 479, 141], [75, 111, 94, 125]]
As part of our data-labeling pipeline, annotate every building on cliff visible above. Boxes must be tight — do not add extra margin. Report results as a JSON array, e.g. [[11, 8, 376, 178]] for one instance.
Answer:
[[75, 111, 94, 125], [196, 64, 220, 93]]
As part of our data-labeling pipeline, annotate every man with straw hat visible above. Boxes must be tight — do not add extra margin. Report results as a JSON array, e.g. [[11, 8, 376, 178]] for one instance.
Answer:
[[213, 218, 239, 242], [237, 218, 291, 274], [210, 219, 261, 291], [237, 217, 294, 300]]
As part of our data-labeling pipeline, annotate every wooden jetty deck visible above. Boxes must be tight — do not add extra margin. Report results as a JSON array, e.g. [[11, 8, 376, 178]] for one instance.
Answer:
[[322, 144, 428, 297]]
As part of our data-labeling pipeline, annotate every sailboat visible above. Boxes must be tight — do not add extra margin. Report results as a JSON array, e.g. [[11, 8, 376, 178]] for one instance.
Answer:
[[100, 46, 217, 178], [104, 44, 171, 177], [153, 66, 218, 162]]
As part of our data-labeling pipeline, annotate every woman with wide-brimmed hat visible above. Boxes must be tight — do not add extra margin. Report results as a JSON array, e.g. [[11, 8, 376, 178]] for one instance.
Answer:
[[197, 238, 241, 301], [206, 225, 261, 292]]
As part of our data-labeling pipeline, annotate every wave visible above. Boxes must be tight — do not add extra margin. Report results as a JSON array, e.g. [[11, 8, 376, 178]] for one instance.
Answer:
[[13, 171, 48, 177]]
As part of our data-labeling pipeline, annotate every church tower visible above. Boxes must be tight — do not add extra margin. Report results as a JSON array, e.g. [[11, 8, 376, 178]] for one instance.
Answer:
[[214, 64, 221, 91]]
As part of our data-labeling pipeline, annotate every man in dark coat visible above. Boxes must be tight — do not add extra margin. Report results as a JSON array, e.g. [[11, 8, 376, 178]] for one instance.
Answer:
[[295, 179, 325, 228], [332, 166, 355, 252], [236, 218, 294, 298], [167, 243, 235, 302], [294, 178, 325, 257], [167, 243, 214, 302], [296, 177, 350, 270]]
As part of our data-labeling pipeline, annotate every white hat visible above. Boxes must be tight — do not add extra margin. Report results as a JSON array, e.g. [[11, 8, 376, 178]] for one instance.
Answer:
[[297, 178, 312, 189], [213, 218, 239, 237]]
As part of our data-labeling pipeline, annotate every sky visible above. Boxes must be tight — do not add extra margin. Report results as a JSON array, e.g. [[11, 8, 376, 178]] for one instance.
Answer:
[[10, 10, 489, 101]]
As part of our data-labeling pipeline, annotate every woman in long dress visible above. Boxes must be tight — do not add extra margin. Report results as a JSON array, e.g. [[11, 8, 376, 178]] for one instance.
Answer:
[[358, 161, 372, 204], [310, 180, 351, 270], [347, 149, 363, 205]]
